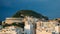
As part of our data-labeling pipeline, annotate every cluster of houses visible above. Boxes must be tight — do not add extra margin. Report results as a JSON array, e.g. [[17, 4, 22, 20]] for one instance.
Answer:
[[0, 16, 60, 34]]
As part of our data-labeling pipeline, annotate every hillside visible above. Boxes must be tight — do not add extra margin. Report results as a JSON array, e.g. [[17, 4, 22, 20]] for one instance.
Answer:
[[12, 10, 48, 20]]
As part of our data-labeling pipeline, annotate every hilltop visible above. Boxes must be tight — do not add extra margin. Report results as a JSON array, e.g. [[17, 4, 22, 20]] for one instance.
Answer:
[[12, 10, 48, 20]]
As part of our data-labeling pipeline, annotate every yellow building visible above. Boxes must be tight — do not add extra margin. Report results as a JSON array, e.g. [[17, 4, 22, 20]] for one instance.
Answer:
[[5, 18, 24, 24]]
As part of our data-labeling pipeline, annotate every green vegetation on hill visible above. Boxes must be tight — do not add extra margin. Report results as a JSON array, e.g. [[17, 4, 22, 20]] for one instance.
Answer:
[[3, 23, 24, 28], [12, 10, 48, 20]]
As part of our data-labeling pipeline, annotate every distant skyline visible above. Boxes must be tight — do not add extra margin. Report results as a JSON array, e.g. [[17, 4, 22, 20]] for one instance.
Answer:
[[0, 0, 60, 21]]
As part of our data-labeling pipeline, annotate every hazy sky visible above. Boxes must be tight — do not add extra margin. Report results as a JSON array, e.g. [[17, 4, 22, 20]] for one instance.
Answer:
[[0, 0, 60, 21]]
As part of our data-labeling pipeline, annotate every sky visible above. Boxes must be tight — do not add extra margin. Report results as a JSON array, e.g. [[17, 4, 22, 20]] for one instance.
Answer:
[[0, 0, 60, 21]]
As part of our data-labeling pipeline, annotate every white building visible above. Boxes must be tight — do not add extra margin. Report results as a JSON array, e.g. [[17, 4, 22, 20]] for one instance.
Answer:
[[24, 16, 34, 34]]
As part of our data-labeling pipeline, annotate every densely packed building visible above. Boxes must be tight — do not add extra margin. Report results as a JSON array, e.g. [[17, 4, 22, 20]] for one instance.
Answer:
[[0, 16, 60, 34], [0, 26, 23, 34]]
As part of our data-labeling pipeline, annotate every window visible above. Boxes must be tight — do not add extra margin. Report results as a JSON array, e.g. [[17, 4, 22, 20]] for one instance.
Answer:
[[59, 32, 60, 34], [25, 33, 27, 34], [52, 32, 55, 34], [46, 30, 48, 32], [56, 24, 60, 26]]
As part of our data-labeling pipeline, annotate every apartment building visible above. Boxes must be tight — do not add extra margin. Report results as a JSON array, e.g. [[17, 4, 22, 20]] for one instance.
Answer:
[[24, 16, 36, 34], [36, 20, 60, 34]]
